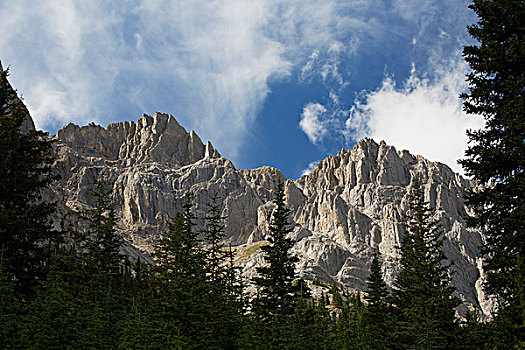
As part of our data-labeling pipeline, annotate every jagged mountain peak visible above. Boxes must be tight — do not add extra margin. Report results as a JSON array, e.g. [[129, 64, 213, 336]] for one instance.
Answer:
[[299, 137, 470, 193], [54, 112, 220, 167], [43, 112, 491, 317]]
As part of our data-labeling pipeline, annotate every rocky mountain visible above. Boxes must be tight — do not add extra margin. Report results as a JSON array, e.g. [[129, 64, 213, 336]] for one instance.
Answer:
[[47, 112, 491, 316]]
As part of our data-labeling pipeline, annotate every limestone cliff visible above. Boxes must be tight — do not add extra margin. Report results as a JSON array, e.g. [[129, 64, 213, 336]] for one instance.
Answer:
[[47, 112, 491, 316]]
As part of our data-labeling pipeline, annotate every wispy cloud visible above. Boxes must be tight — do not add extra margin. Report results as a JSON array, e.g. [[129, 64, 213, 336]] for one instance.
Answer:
[[0, 0, 346, 158], [345, 59, 484, 174], [0, 0, 475, 163], [301, 160, 319, 176], [299, 103, 329, 144]]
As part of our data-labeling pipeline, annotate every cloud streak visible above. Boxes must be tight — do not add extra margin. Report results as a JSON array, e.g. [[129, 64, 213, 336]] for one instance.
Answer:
[[0, 0, 476, 165], [299, 103, 329, 144], [345, 59, 484, 174], [1, 0, 345, 158]]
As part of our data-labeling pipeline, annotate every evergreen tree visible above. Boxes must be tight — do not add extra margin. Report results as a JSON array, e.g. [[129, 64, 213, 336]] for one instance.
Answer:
[[0, 255, 23, 348], [23, 258, 80, 349], [253, 180, 301, 321], [85, 179, 129, 347], [363, 249, 392, 349], [221, 245, 246, 350], [459, 0, 525, 344], [0, 66, 56, 298], [117, 257, 154, 349], [392, 178, 459, 349], [81, 179, 125, 275], [203, 194, 228, 285], [37, 179, 131, 349], [335, 292, 366, 349], [459, 311, 494, 350], [202, 194, 244, 349], [152, 194, 210, 348]]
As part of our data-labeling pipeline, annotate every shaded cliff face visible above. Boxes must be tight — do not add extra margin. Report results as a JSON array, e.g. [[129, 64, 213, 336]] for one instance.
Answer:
[[48, 112, 491, 316]]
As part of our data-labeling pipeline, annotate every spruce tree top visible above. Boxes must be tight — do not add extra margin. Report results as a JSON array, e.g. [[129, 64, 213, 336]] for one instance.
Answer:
[[460, 0, 524, 318], [253, 180, 300, 319]]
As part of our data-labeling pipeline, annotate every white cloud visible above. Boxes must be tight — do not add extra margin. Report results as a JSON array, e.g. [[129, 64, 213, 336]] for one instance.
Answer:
[[439, 29, 449, 38], [299, 41, 350, 89], [301, 160, 320, 176], [300, 50, 320, 82], [0, 0, 475, 162], [299, 103, 328, 144], [0, 1, 122, 129], [134, 33, 142, 49], [0, 0, 347, 159], [346, 59, 484, 174]]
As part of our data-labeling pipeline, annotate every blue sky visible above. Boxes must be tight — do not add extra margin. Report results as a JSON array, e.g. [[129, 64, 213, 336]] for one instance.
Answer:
[[0, 0, 484, 178]]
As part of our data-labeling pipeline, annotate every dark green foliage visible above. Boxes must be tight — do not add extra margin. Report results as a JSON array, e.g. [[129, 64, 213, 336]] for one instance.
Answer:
[[203, 194, 228, 283], [117, 258, 156, 349], [151, 195, 211, 348], [459, 0, 525, 345], [335, 292, 366, 349], [0, 67, 56, 298], [22, 181, 132, 349], [253, 180, 301, 320], [78, 179, 129, 347], [363, 249, 392, 349], [248, 180, 305, 348], [23, 257, 85, 349], [246, 181, 342, 349], [298, 297, 337, 350], [0, 261, 22, 348], [459, 311, 495, 350], [392, 179, 460, 349], [201, 194, 245, 349], [81, 179, 125, 275]]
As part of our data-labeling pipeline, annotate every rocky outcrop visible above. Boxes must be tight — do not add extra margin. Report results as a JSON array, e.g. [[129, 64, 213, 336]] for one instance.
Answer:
[[56, 112, 214, 166], [288, 140, 489, 316], [46, 113, 491, 317]]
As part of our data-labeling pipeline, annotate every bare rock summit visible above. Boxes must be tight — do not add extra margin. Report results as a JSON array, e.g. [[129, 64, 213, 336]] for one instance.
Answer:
[[46, 113, 492, 317]]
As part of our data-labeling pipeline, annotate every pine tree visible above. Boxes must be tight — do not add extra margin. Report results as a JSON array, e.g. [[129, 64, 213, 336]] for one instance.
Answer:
[[0, 66, 56, 298], [117, 257, 155, 350], [82, 179, 124, 275], [0, 254, 23, 348], [336, 292, 366, 349], [253, 180, 301, 321], [202, 194, 244, 349], [221, 245, 246, 349], [392, 178, 459, 349], [23, 260, 78, 349], [62, 179, 129, 348], [203, 194, 227, 284], [459, 310, 493, 350], [152, 194, 210, 348], [363, 249, 392, 349], [459, 1, 525, 344]]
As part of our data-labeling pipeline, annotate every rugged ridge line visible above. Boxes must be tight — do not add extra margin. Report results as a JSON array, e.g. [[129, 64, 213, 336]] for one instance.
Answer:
[[46, 113, 491, 317]]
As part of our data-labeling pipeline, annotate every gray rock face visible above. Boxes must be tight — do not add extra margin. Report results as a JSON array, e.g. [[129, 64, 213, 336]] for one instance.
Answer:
[[47, 113, 491, 317], [289, 140, 491, 316], [56, 112, 212, 166]]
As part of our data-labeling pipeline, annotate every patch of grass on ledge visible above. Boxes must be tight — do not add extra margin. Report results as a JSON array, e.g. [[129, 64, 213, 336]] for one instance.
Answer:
[[239, 241, 270, 259]]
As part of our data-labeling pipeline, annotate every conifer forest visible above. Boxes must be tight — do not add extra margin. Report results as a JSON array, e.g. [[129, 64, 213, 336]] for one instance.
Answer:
[[0, 1, 523, 348]]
